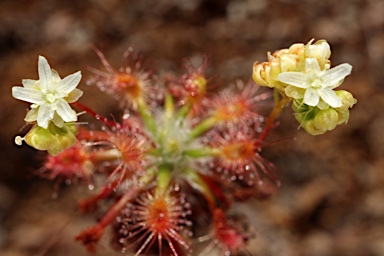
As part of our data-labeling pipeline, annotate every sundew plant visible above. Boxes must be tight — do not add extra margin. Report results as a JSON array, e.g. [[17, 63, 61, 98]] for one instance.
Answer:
[[12, 39, 356, 255]]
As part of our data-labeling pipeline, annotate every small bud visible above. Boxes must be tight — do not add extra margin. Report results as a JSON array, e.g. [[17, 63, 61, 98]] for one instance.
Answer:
[[24, 123, 77, 155], [304, 39, 331, 69], [279, 52, 300, 72], [336, 109, 350, 125], [252, 61, 270, 87], [301, 108, 339, 135], [336, 90, 357, 110]]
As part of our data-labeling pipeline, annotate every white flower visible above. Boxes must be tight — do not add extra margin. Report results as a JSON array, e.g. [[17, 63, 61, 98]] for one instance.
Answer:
[[277, 58, 352, 108], [12, 56, 83, 129]]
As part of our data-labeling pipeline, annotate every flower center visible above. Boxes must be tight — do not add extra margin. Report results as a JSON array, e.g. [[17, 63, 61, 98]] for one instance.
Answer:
[[222, 141, 254, 161], [148, 198, 170, 231], [310, 78, 322, 89], [46, 93, 57, 103]]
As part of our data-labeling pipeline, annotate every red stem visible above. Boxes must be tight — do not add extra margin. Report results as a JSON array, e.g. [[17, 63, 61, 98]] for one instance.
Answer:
[[99, 186, 138, 229], [256, 96, 290, 143], [71, 101, 117, 127]]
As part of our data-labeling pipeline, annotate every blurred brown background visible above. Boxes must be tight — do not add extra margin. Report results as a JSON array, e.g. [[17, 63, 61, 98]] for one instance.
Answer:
[[0, 0, 383, 255]]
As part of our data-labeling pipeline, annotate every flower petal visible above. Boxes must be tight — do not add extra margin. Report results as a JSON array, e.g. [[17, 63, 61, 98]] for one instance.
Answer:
[[24, 108, 38, 122], [278, 72, 309, 88], [51, 69, 61, 83], [37, 103, 54, 129], [285, 85, 305, 99], [57, 71, 82, 95], [322, 63, 352, 88], [304, 87, 320, 106], [52, 112, 65, 128], [65, 88, 83, 103], [12, 87, 44, 104], [319, 88, 342, 108], [22, 79, 37, 88], [56, 99, 77, 122], [305, 58, 321, 74], [38, 56, 53, 93], [317, 99, 329, 110]]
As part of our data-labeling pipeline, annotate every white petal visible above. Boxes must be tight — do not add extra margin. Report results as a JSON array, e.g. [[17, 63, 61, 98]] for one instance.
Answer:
[[57, 71, 82, 95], [56, 99, 77, 122], [38, 56, 53, 92], [65, 88, 83, 103], [322, 63, 352, 88], [24, 108, 38, 122], [51, 69, 61, 82], [278, 72, 309, 88], [22, 79, 37, 88], [319, 88, 342, 108], [52, 112, 65, 128], [37, 103, 54, 129], [12, 87, 44, 104], [317, 99, 329, 110], [285, 85, 305, 99], [304, 87, 320, 106], [305, 58, 321, 74]]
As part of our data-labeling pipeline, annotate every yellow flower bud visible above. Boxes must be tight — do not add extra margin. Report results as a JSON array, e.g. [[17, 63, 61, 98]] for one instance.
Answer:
[[288, 43, 305, 56], [336, 109, 350, 125], [252, 61, 270, 87], [301, 108, 339, 135], [335, 90, 357, 110], [304, 39, 331, 70], [24, 123, 78, 155], [279, 53, 300, 72], [314, 108, 338, 130], [253, 51, 290, 91]]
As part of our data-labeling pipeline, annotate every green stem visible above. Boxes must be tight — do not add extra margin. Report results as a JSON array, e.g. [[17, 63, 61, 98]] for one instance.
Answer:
[[188, 116, 216, 140], [158, 94, 175, 146], [176, 102, 192, 121], [147, 148, 161, 156], [183, 147, 219, 158], [184, 168, 216, 209], [138, 101, 157, 135], [157, 164, 172, 195], [164, 94, 175, 119]]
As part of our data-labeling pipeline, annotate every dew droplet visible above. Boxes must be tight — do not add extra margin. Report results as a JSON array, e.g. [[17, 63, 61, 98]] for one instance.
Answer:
[[88, 184, 95, 190]]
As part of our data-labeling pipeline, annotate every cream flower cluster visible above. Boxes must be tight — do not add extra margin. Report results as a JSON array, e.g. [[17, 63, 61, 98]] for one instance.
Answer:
[[253, 39, 356, 135], [12, 56, 83, 129]]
